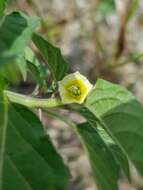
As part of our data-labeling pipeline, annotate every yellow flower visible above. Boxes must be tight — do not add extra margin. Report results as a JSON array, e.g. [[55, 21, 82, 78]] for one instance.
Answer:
[[58, 72, 93, 104]]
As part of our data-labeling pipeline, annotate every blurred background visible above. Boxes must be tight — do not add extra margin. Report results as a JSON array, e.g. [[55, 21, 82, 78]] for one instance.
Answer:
[[7, 0, 143, 189]]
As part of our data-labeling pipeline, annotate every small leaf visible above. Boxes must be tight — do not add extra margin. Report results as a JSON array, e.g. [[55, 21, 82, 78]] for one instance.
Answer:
[[0, 104, 70, 190], [85, 79, 143, 178], [32, 33, 68, 82], [25, 47, 49, 78], [75, 122, 119, 190], [0, 11, 40, 66], [25, 47, 49, 90]]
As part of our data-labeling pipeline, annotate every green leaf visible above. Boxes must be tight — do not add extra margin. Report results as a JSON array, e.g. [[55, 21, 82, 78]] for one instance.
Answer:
[[0, 11, 40, 66], [0, 0, 8, 18], [80, 107, 130, 180], [85, 79, 143, 178], [25, 47, 49, 90], [43, 110, 121, 190], [25, 47, 48, 78], [1, 103, 70, 190], [109, 144, 130, 180], [32, 33, 68, 82], [75, 122, 119, 190], [15, 46, 48, 84]]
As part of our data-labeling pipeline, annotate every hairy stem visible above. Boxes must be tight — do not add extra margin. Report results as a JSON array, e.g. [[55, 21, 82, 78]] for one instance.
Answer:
[[4, 90, 64, 108]]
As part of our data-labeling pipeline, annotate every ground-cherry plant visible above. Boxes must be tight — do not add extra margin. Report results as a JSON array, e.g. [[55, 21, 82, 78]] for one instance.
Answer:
[[1, 2, 143, 190]]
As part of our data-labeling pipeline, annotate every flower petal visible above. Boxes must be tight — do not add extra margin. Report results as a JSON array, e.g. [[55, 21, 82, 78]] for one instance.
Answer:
[[58, 72, 93, 104]]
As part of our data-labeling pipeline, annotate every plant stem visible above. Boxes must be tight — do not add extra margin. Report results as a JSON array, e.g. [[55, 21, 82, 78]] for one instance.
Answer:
[[4, 90, 64, 108], [0, 93, 8, 190]]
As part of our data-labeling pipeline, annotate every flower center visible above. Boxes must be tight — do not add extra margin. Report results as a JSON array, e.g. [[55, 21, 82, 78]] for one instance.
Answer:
[[68, 85, 81, 97]]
